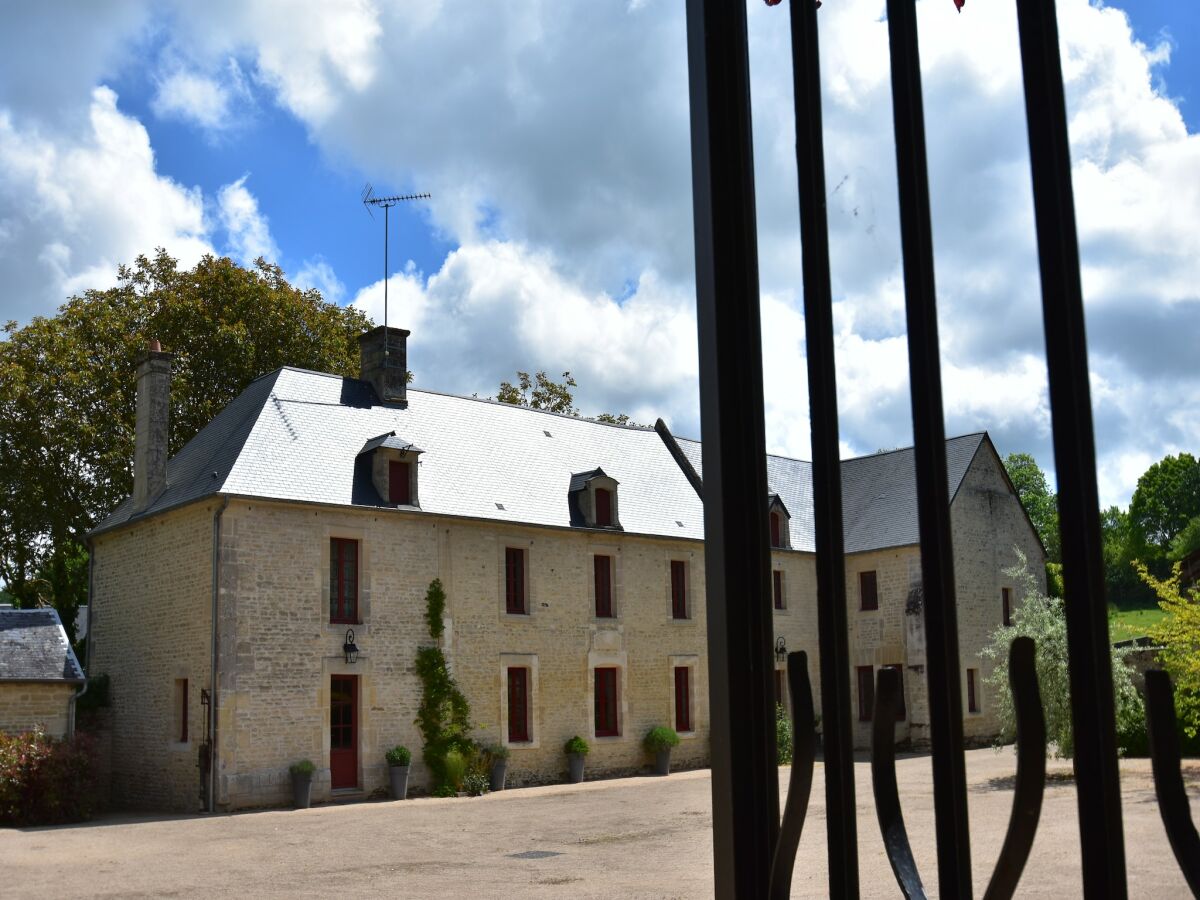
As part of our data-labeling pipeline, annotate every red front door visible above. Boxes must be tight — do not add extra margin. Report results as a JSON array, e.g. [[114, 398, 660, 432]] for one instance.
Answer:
[[330, 675, 358, 789]]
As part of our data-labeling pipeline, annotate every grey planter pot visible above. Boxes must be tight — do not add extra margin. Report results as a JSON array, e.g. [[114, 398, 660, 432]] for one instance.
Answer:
[[291, 772, 312, 809], [567, 753, 586, 784], [389, 765, 410, 800], [489, 760, 508, 792], [654, 749, 671, 776]]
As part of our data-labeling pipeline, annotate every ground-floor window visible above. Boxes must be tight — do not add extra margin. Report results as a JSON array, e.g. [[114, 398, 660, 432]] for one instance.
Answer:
[[856, 665, 875, 722], [594, 667, 619, 737], [508, 667, 530, 742], [674, 666, 692, 733], [967, 668, 980, 713], [174, 678, 188, 743]]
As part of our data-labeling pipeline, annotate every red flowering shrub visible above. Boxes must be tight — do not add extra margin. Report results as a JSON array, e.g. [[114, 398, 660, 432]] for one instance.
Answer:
[[0, 728, 98, 825]]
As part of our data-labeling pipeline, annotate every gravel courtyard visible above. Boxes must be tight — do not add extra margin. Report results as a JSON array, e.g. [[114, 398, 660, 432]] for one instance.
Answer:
[[2, 748, 1194, 898]]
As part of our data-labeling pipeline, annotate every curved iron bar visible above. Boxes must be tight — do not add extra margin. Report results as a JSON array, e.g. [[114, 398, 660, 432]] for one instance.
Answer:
[[983, 636, 1046, 900], [769, 650, 817, 900], [1144, 669, 1200, 896], [871, 666, 928, 899]]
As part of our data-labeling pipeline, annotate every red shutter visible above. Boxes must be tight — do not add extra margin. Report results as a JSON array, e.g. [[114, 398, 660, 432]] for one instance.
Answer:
[[595, 488, 612, 526], [389, 460, 411, 504], [330, 538, 359, 623], [671, 561, 687, 619], [773, 570, 784, 609], [1002, 587, 1012, 626], [860, 571, 879, 611], [505, 548, 526, 614], [857, 666, 875, 721], [594, 555, 613, 618], [674, 666, 691, 732], [595, 668, 619, 736], [508, 668, 529, 742], [770, 511, 781, 547]]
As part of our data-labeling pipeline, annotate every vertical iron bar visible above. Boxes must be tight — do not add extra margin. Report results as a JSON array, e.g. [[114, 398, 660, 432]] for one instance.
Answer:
[[885, 0, 972, 894], [786, 0, 860, 894], [685, 0, 779, 895], [1015, 0, 1127, 893]]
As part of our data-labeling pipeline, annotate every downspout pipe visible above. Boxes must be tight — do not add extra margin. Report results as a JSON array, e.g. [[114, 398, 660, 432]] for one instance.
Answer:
[[67, 543, 95, 739], [209, 496, 230, 813]]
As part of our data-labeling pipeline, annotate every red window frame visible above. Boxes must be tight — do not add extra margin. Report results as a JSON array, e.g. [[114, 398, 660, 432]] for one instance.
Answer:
[[770, 511, 782, 548], [884, 664, 906, 721], [594, 667, 619, 737], [595, 488, 613, 526], [1002, 587, 1012, 627], [330, 538, 359, 623], [178, 678, 188, 743], [773, 570, 785, 610], [859, 570, 879, 611], [594, 555, 613, 618], [857, 665, 875, 722], [505, 547, 526, 614], [967, 668, 979, 713], [388, 459, 411, 504], [507, 667, 530, 743], [670, 560, 687, 619], [674, 666, 692, 732]]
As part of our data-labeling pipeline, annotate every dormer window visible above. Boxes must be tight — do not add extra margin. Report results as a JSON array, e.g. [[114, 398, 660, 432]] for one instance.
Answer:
[[359, 432, 423, 508], [768, 494, 791, 549], [569, 468, 622, 530]]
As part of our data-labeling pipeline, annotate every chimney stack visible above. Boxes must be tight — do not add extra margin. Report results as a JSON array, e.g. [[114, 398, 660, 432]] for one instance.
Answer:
[[358, 326, 410, 406], [133, 340, 173, 511]]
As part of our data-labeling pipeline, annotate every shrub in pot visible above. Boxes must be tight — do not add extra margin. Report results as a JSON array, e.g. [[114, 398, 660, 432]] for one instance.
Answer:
[[289, 759, 315, 809], [485, 743, 510, 792], [564, 735, 589, 784], [644, 726, 680, 776], [385, 745, 411, 800]]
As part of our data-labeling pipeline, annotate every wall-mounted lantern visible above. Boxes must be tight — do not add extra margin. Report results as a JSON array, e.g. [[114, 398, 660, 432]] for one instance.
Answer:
[[774, 636, 787, 664], [343, 628, 360, 664]]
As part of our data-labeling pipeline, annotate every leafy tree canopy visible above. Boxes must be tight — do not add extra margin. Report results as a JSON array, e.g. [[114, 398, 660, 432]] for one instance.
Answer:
[[1137, 561, 1200, 738], [496, 370, 636, 425], [1128, 453, 1200, 557], [0, 250, 371, 639], [1169, 515, 1200, 563], [1003, 452, 1060, 563]]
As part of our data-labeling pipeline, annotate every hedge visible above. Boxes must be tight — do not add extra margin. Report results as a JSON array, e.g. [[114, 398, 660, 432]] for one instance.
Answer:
[[0, 728, 98, 825]]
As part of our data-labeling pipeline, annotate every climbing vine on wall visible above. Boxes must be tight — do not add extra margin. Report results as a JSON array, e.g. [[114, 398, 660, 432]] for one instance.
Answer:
[[415, 578, 472, 791]]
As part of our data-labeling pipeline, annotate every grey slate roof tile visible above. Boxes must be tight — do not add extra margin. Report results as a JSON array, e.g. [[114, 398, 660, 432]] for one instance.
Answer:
[[0, 608, 85, 683]]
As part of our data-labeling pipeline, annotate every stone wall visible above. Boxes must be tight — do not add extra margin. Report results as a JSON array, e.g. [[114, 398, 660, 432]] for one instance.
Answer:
[[0, 682, 75, 738], [90, 502, 216, 811]]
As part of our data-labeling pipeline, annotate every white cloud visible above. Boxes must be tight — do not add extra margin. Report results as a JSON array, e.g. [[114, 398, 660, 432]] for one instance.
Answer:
[[217, 175, 278, 265], [293, 256, 346, 304], [151, 69, 231, 130]]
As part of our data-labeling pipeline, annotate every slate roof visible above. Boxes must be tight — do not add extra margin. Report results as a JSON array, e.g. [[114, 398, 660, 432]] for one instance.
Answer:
[[91, 366, 991, 555], [0, 608, 85, 683]]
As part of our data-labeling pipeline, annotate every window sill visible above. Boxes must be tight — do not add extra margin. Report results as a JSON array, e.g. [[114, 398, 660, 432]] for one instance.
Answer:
[[503, 611, 532, 620], [668, 617, 694, 624], [593, 733, 624, 743]]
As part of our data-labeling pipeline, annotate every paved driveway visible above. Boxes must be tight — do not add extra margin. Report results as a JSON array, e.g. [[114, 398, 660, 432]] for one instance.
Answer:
[[1, 748, 1194, 898]]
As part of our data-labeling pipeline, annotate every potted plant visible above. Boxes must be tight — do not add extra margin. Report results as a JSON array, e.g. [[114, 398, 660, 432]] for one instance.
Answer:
[[289, 759, 315, 809], [386, 745, 411, 800], [485, 743, 510, 792], [644, 726, 680, 776], [564, 735, 589, 783]]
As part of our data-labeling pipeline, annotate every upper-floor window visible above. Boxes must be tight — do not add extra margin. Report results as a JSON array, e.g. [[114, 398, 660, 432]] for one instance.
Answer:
[[859, 570, 879, 611], [773, 570, 785, 610], [330, 537, 359, 623], [360, 432, 422, 507], [671, 560, 688, 619], [505, 547, 527, 615], [594, 555, 614, 618], [1002, 587, 1012, 626], [768, 495, 790, 549], [595, 488, 613, 526], [569, 469, 621, 529], [770, 512, 782, 548], [389, 460, 412, 504]]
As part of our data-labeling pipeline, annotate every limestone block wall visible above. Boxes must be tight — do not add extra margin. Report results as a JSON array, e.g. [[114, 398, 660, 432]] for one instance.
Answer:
[[90, 502, 216, 811], [0, 682, 75, 738]]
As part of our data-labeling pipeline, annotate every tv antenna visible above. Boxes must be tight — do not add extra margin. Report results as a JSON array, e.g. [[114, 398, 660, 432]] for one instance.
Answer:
[[361, 184, 430, 358]]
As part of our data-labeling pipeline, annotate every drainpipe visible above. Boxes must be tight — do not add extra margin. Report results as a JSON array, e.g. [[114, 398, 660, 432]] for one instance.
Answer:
[[67, 543, 96, 739], [209, 497, 230, 813]]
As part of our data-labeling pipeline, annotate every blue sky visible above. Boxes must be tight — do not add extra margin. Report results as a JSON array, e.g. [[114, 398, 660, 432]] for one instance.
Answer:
[[1, 0, 1198, 508]]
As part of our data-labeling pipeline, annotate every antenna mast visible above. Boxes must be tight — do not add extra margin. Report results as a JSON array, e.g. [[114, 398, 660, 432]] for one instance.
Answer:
[[361, 185, 431, 360]]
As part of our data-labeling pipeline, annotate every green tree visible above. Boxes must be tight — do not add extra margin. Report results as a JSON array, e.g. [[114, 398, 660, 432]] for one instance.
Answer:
[[1137, 561, 1200, 738], [982, 549, 1144, 758], [0, 250, 370, 637], [1003, 452, 1060, 563], [1168, 515, 1200, 564], [1128, 453, 1200, 557], [496, 370, 636, 425]]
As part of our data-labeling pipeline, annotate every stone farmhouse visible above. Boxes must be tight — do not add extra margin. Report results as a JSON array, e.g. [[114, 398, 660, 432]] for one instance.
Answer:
[[0, 607, 85, 739], [87, 326, 1044, 811]]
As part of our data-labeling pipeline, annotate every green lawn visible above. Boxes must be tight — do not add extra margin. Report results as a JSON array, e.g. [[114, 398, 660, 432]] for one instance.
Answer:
[[1109, 605, 1165, 641]]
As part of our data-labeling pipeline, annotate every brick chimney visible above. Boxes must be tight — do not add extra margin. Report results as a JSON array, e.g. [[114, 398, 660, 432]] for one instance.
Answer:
[[133, 340, 173, 511], [358, 325, 410, 406]]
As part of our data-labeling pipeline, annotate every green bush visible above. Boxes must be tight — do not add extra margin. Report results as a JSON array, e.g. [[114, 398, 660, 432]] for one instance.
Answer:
[[432, 784, 457, 798], [643, 726, 680, 753], [386, 745, 411, 767], [443, 749, 467, 791], [483, 742, 510, 763], [776, 702, 794, 764], [0, 729, 99, 825], [288, 759, 315, 777], [462, 771, 489, 797], [564, 735, 590, 756]]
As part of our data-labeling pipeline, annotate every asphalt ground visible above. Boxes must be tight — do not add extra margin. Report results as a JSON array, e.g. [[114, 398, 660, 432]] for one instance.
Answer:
[[1, 748, 1195, 898]]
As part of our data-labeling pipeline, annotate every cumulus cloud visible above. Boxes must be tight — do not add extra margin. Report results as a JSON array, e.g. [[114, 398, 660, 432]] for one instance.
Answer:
[[293, 256, 346, 304], [151, 68, 232, 130], [217, 175, 278, 265]]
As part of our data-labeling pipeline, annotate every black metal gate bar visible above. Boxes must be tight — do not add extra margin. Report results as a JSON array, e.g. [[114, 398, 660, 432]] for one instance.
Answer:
[[785, 0, 860, 894], [1014, 1, 1128, 894], [684, 0, 780, 895], [885, 0, 973, 894]]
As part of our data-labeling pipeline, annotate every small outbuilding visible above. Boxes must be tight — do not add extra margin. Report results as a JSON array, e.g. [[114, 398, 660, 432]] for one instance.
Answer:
[[0, 607, 85, 739]]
